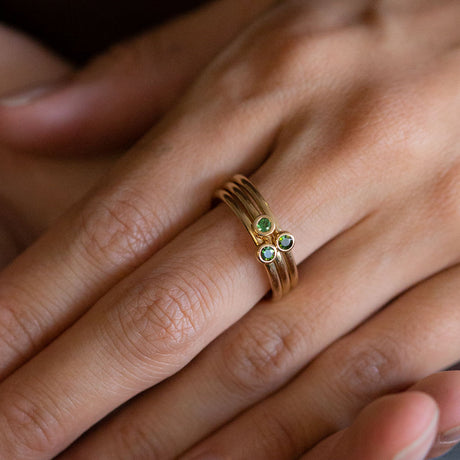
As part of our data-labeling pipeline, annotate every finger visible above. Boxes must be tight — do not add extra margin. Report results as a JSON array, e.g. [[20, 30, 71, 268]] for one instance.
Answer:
[[58, 173, 459, 460], [411, 372, 460, 458], [0, 29, 331, 455], [0, 147, 375, 459], [306, 372, 460, 460], [2, 0, 450, 380], [0, 24, 69, 266], [0, 0, 276, 156], [0, 152, 114, 241], [0, 0, 315, 399], [183, 263, 460, 460], [1, 128, 457, 460], [0, 45, 401, 455], [0, 25, 72, 98], [0, 0, 382, 418], [0, 4, 457, 458], [0, 69, 282, 373], [0, 25, 110, 266], [302, 392, 439, 460]]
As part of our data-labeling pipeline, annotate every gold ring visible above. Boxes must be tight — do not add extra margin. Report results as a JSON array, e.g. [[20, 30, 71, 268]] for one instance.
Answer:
[[215, 174, 298, 301]]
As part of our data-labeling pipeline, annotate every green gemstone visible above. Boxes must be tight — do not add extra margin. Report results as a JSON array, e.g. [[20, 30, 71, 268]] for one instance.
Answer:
[[256, 217, 272, 234], [278, 234, 294, 251], [260, 245, 276, 262]]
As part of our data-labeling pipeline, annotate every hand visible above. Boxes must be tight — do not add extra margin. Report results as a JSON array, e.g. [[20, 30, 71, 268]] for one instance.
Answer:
[[0, 0, 458, 458], [0, 0, 277, 156], [0, 25, 113, 268]]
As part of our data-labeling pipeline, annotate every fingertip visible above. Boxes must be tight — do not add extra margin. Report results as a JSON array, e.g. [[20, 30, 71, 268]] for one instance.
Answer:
[[344, 392, 439, 460], [390, 392, 439, 460], [303, 392, 439, 460], [410, 372, 460, 458], [411, 372, 460, 427]]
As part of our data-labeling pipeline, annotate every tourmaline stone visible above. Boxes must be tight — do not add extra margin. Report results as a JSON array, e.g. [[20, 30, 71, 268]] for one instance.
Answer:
[[256, 216, 272, 234], [277, 233, 294, 252], [259, 245, 276, 263]]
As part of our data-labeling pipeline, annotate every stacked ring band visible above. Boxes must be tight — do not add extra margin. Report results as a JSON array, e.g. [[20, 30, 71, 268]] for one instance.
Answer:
[[215, 174, 298, 301]]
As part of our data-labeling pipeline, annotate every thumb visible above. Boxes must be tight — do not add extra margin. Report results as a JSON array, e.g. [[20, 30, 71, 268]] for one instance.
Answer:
[[302, 392, 439, 460], [0, 0, 276, 157]]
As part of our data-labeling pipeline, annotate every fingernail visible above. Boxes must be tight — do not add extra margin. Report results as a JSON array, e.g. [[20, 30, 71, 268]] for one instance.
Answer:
[[393, 408, 439, 460], [439, 425, 460, 445], [0, 80, 66, 107], [426, 425, 460, 458]]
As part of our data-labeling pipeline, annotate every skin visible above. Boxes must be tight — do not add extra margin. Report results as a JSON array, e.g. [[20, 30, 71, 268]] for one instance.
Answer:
[[0, 26, 113, 268], [0, 0, 278, 156], [0, 0, 459, 458]]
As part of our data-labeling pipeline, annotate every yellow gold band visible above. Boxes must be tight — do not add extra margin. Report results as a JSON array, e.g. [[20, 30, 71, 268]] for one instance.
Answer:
[[215, 175, 298, 301]]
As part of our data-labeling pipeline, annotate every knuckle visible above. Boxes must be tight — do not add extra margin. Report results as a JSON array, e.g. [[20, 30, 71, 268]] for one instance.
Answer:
[[112, 269, 216, 363], [332, 83, 437, 174], [0, 388, 61, 457], [200, 59, 266, 117], [328, 336, 402, 405], [199, 12, 313, 112], [76, 185, 165, 269], [221, 313, 303, 393]]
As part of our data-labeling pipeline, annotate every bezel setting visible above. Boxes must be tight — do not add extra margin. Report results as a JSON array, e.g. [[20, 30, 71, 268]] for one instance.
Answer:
[[276, 232, 295, 252], [258, 244, 277, 264], [253, 214, 275, 236]]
